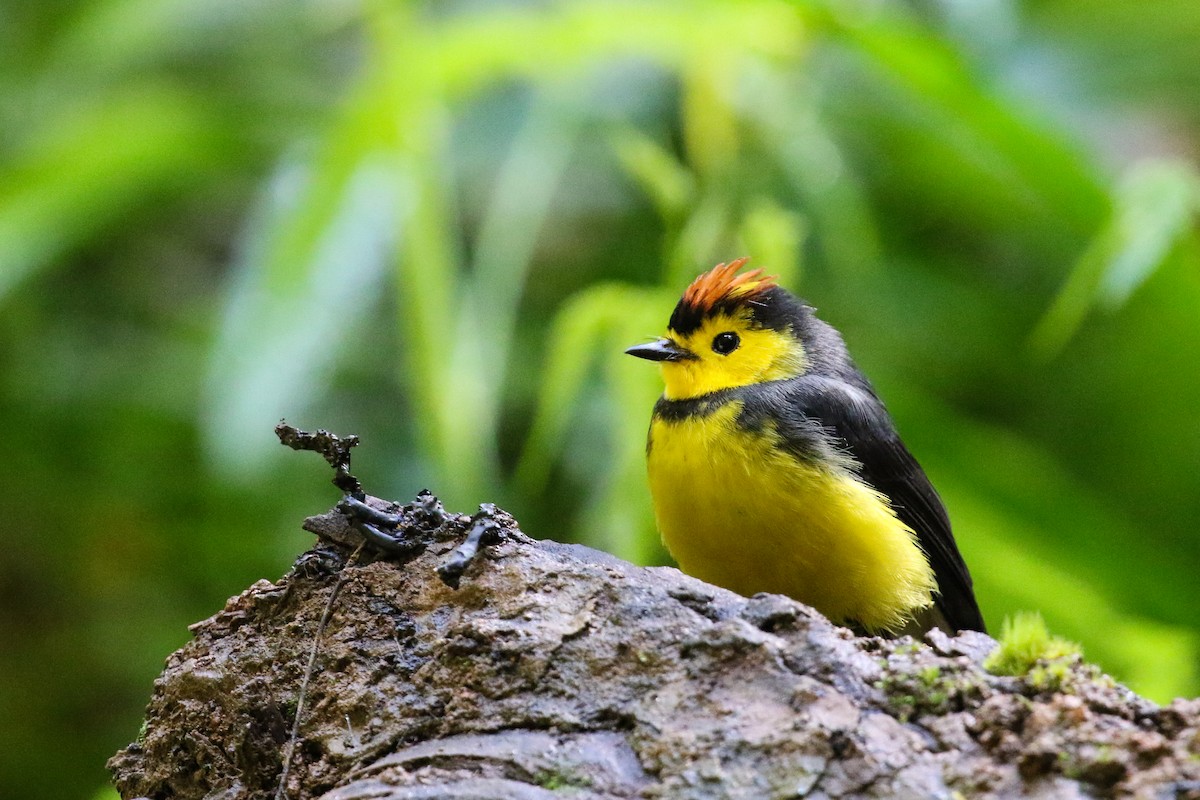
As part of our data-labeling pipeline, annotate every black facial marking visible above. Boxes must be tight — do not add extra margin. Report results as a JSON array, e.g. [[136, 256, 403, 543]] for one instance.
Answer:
[[668, 285, 803, 337]]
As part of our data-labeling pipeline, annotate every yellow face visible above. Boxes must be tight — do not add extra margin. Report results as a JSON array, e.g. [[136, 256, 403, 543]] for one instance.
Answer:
[[660, 309, 807, 400]]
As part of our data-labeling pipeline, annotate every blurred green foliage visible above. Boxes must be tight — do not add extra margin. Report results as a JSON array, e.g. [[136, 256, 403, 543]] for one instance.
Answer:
[[2, 1, 1199, 797]]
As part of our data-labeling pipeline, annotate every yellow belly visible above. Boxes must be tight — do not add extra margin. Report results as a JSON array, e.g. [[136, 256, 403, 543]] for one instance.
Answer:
[[647, 402, 936, 633]]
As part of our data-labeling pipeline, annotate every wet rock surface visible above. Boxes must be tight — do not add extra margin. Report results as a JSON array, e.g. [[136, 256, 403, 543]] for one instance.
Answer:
[[109, 496, 1200, 799]]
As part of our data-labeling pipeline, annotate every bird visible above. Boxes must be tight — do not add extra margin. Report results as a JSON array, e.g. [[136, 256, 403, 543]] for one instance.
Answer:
[[625, 258, 985, 636]]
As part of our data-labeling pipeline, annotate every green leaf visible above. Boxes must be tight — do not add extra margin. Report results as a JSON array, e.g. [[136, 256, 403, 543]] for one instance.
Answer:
[[425, 1, 808, 100], [0, 86, 220, 301], [514, 283, 669, 497], [1098, 160, 1198, 306], [1030, 159, 1199, 358], [611, 128, 696, 224], [737, 197, 806, 287], [202, 67, 405, 470]]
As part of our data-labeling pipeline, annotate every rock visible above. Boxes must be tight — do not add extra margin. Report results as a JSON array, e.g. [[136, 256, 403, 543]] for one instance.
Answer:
[[108, 496, 1200, 799]]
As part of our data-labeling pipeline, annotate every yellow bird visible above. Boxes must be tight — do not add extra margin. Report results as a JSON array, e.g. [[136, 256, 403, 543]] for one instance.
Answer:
[[626, 259, 985, 635]]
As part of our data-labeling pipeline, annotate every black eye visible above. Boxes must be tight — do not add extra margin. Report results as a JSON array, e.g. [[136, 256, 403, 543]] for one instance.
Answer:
[[712, 331, 740, 355]]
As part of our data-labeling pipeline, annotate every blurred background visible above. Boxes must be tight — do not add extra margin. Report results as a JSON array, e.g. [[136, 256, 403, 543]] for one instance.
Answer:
[[3, 0, 1200, 797]]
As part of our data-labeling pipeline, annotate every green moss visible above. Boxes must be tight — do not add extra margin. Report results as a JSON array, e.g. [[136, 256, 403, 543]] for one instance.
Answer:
[[1029, 660, 1073, 692], [634, 649, 659, 667], [875, 662, 979, 722], [918, 666, 941, 687], [984, 612, 1081, 678], [1059, 751, 1082, 780], [536, 771, 592, 791]]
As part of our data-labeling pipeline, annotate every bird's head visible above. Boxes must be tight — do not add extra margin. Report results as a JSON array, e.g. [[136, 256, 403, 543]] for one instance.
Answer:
[[626, 258, 811, 400]]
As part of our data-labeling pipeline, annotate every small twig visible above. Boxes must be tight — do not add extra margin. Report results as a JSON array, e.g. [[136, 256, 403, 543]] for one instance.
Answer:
[[275, 543, 364, 800], [336, 495, 425, 556], [437, 504, 503, 589], [336, 495, 403, 529], [275, 421, 363, 497], [411, 489, 452, 526]]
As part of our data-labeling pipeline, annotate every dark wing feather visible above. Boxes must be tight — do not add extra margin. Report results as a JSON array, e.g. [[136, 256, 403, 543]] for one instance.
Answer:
[[760, 376, 986, 633]]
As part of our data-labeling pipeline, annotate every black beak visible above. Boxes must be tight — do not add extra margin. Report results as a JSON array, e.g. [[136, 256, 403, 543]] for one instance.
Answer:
[[624, 338, 696, 362]]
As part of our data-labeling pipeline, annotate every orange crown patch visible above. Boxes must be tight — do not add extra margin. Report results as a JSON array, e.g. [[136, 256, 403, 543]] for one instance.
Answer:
[[681, 258, 778, 313]]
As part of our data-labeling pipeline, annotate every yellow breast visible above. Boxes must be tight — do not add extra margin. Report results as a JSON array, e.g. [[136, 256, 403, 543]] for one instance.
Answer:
[[647, 401, 936, 633]]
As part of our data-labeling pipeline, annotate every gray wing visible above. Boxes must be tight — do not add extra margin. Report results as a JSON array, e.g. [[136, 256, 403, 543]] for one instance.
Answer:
[[743, 376, 986, 633]]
